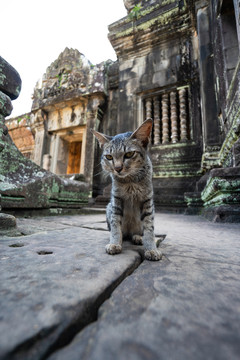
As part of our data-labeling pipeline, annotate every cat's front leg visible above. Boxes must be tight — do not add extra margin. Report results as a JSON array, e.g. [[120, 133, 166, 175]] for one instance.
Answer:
[[141, 199, 162, 261], [106, 197, 123, 255]]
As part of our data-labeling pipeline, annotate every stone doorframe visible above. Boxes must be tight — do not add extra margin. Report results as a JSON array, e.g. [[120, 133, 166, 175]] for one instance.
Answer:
[[49, 126, 86, 175]]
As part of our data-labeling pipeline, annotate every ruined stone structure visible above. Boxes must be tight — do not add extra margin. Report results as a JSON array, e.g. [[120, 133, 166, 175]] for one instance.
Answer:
[[6, 0, 240, 220], [5, 48, 107, 186], [0, 56, 89, 215]]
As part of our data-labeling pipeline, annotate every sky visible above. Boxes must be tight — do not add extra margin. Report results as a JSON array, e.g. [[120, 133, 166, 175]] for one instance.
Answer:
[[2, 0, 127, 118]]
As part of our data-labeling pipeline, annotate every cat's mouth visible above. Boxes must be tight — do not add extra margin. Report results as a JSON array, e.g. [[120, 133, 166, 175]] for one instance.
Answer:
[[114, 171, 124, 176], [114, 170, 127, 177]]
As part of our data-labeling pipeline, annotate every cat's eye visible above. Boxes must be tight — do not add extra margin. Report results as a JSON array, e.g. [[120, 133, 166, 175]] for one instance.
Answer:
[[124, 151, 135, 159], [105, 154, 113, 161]]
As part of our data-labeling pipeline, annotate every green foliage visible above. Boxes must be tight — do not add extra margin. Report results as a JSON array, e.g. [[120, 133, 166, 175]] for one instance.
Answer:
[[57, 73, 63, 88], [17, 115, 30, 123], [128, 3, 142, 21]]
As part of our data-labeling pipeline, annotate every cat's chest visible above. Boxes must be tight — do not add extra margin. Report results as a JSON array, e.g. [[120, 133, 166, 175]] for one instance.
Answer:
[[116, 182, 146, 201]]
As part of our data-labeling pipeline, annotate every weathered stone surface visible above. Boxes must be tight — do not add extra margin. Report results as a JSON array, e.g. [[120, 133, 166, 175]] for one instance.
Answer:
[[0, 145, 89, 209], [0, 221, 142, 360], [0, 56, 21, 100], [201, 167, 240, 222], [48, 213, 240, 360], [15, 213, 108, 236], [0, 212, 16, 229], [0, 91, 13, 116]]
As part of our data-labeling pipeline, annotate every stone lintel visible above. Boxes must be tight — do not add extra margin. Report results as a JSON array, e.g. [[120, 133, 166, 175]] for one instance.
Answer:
[[32, 89, 106, 112]]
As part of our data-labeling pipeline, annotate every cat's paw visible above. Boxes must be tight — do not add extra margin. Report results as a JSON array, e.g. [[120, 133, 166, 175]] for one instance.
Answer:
[[144, 249, 162, 261], [105, 244, 122, 255], [132, 235, 143, 245]]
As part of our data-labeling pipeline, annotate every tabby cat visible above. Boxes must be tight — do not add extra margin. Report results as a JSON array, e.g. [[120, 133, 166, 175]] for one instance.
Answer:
[[91, 119, 162, 261]]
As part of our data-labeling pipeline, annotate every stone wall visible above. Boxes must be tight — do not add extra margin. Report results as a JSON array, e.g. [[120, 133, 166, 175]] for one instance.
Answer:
[[197, 0, 240, 221], [95, 0, 240, 218], [5, 114, 34, 159], [98, 0, 203, 209]]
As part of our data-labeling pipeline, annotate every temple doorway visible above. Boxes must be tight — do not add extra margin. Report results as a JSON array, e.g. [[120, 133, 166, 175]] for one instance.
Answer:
[[67, 141, 82, 174]]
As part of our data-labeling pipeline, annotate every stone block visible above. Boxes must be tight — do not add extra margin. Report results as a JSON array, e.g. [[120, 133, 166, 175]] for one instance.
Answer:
[[201, 167, 240, 222], [0, 212, 16, 229], [0, 56, 21, 100]]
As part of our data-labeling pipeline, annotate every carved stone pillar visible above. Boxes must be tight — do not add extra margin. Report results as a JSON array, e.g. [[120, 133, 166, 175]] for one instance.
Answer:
[[153, 96, 160, 144], [196, 4, 221, 168], [179, 88, 188, 141], [31, 110, 47, 167], [145, 98, 152, 120], [50, 134, 60, 173], [170, 91, 178, 143], [85, 96, 105, 186], [162, 93, 169, 144]]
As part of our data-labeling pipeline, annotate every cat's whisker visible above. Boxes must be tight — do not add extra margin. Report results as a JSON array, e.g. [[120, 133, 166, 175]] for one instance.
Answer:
[[102, 171, 111, 181], [93, 170, 104, 177]]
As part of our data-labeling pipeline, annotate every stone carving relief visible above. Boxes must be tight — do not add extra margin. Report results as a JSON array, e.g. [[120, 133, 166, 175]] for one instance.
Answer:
[[32, 48, 105, 110]]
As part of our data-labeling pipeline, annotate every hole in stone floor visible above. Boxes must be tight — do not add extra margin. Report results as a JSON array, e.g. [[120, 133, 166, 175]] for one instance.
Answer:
[[37, 251, 53, 255], [9, 243, 25, 248]]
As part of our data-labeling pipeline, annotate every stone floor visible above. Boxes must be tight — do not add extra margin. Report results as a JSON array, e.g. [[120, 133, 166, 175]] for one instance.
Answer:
[[0, 212, 240, 360]]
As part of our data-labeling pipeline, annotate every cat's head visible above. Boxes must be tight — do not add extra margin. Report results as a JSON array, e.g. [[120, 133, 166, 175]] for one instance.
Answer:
[[91, 119, 152, 178]]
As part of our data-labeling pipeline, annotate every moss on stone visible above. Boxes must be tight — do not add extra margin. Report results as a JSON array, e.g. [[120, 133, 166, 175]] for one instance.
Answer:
[[113, 0, 186, 39]]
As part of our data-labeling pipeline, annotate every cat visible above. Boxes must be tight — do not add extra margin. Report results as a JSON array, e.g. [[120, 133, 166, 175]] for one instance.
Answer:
[[91, 119, 162, 261]]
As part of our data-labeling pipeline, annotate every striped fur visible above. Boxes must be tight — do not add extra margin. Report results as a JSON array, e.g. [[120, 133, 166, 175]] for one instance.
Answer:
[[92, 120, 162, 261]]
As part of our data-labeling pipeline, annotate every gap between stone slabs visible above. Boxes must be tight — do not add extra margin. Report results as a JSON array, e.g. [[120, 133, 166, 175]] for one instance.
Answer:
[[0, 226, 145, 360], [43, 254, 144, 360]]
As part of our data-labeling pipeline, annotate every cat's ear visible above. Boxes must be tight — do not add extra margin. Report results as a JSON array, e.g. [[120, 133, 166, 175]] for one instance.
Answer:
[[130, 119, 153, 148], [91, 129, 112, 148]]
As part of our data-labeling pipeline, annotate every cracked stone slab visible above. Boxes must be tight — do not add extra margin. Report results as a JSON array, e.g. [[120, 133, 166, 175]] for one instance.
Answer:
[[0, 214, 108, 238], [49, 214, 240, 360], [0, 226, 142, 360]]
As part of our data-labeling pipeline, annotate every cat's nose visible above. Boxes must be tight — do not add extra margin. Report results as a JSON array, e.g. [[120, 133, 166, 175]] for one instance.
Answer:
[[114, 165, 123, 173]]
